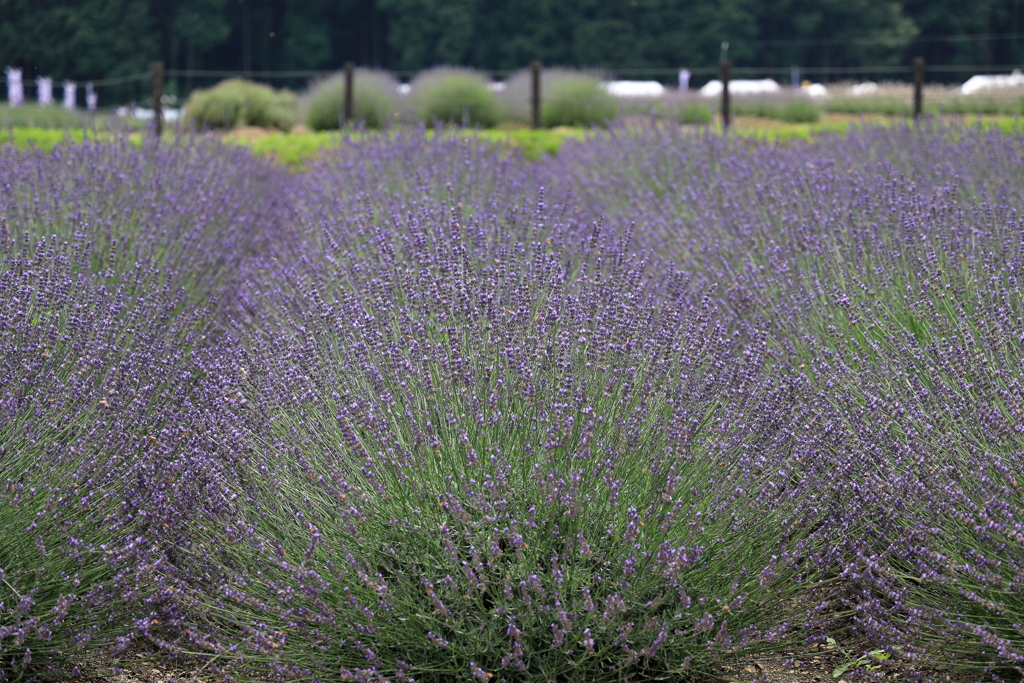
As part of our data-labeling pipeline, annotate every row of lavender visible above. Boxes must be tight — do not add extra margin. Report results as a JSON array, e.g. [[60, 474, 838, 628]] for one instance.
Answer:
[[1, 124, 1021, 681]]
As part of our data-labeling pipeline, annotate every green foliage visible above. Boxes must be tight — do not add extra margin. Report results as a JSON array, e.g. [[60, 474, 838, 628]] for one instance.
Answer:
[[0, 103, 90, 129], [302, 69, 398, 130], [732, 99, 821, 123], [173, 0, 231, 53], [0, 1, 156, 84], [0, 126, 84, 151], [373, 0, 940, 74], [731, 100, 781, 119], [934, 98, 1022, 115], [232, 129, 342, 166], [478, 127, 586, 159], [780, 99, 822, 123], [826, 638, 900, 678], [541, 75, 618, 128], [184, 78, 296, 130], [227, 127, 583, 165], [825, 95, 1023, 118], [671, 101, 714, 125], [411, 68, 502, 127], [2, 0, 1022, 89], [824, 97, 913, 116]]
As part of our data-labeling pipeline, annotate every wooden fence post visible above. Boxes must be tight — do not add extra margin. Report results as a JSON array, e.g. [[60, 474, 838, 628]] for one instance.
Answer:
[[720, 59, 731, 132], [343, 62, 354, 125], [913, 57, 925, 118], [152, 61, 164, 138], [531, 61, 541, 129]]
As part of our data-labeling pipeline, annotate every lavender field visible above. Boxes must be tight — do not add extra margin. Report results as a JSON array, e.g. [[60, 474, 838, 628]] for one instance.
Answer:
[[1, 123, 1022, 683]]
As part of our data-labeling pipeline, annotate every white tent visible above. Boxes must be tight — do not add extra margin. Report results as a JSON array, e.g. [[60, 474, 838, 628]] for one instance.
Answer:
[[601, 81, 666, 98], [802, 83, 828, 98], [699, 78, 781, 97], [961, 69, 1024, 96], [116, 106, 180, 121], [849, 82, 878, 96]]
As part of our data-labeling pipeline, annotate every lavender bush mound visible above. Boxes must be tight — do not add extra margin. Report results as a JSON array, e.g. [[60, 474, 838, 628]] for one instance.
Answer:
[[235, 122, 1024, 678], [0, 137, 294, 315], [410, 68, 504, 128], [175, 208, 839, 682], [302, 69, 400, 130], [0, 231, 243, 678], [546, 122, 1024, 673], [808, 284, 1024, 676]]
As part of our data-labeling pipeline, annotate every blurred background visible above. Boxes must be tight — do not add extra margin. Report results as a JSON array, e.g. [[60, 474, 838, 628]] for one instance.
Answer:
[[2, 0, 1023, 97], [1, 0, 1022, 130]]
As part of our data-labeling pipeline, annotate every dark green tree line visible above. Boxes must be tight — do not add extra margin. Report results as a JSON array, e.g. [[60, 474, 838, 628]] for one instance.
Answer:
[[1, 0, 1021, 88]]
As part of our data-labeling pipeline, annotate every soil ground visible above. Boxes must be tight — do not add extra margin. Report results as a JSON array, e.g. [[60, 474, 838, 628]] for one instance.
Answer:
[[54, 633, 981, 682]]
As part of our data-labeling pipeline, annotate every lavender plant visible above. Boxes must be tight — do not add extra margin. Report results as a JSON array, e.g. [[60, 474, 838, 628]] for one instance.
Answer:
[[410, 68, 504, 128], [302, 69, 399, 130], [0, 230, 245, 678], [0, 137, 294, 316], [162, 195, 851, 681], [541, 121, 1024, 675], [2, 120, 1023, 682], [184, 78, 296, 131], [808, 288, 1024, 678]]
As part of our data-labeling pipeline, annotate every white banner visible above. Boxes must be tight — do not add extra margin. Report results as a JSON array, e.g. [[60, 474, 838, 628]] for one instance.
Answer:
[[6, 67, 24, 106], [63, 80, 76, 110], [37, 76, 53, 106], [85, 82, 97, 111]]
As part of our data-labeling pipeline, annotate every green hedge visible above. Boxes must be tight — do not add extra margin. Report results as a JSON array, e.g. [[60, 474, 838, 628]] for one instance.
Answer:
[[666, 101, 714, 125]]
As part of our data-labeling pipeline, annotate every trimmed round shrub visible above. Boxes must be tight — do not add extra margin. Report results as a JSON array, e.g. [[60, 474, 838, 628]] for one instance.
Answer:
[[542, 75, 618, 128], [498, 68, 616, 127], [302, 69, 398, 130], [184, 78, 295, 130], [411, 67, 502, 127], [780, 99, 821, 123]]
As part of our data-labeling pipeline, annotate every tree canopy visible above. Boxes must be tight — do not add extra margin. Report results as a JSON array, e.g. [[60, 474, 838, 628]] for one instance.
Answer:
[[1, 0, 1020, 89]]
